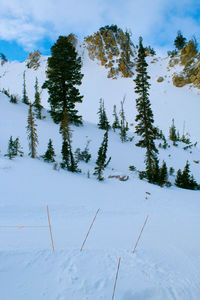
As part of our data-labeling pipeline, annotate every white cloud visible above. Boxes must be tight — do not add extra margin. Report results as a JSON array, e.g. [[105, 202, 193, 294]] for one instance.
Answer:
[[0, 0, 199, 52]]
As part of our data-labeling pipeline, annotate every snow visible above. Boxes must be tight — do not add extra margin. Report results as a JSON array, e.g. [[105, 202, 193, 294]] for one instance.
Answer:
[[0, 49, 200, 299]]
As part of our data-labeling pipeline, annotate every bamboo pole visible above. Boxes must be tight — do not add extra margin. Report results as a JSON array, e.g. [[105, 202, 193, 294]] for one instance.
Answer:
[[80, 208, 100, 251], [133, 215, 149, 253], [47, 205, 55, 252], [112, 257, 121, 300]]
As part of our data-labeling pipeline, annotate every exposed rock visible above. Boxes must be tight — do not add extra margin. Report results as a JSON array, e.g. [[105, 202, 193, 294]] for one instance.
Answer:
[[157, 76, 164, 83]]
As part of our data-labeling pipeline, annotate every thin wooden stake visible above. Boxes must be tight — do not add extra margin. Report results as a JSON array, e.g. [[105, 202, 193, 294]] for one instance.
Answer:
[[47, 205, 55, 252], [112, 257, 121, 300], [80, 208, 100, 251], [133, 215, 149, 253]]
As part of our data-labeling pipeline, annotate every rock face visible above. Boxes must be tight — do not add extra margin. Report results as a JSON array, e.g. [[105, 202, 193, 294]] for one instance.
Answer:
[[171, 40, 200, 89], [84, 25, 136, 78], [157, 76, 164, 83]]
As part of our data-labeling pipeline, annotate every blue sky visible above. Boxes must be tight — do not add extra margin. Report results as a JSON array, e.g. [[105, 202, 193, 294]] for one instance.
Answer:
[[0, 0, 200, 61]]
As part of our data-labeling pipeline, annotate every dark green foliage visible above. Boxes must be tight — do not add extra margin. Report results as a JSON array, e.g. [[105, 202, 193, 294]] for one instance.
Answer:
[[159, 161, 168, 186], [10, 94, 18, 104], [33, 77, 43, 119], [167, 50, 178, 57], [43, 139, 56, 162], [26, 103, 38, 158], [5, 136, 23, 159], [0, 53, 7, 65], [134, 37, 159, 183], [94, 129, 111, 180], [139, 160, 170, 187], [129, 165, 136, 171], [119, 98, 128, 142], [169, 119, 178, 145], [1, 88, 10, 97], [75, 140, 91, 163], [13, 137, 24, 156], [60, 108, 80, 172], [175, 161, 199, 190], [22, 71, 29, 105], [174, 31, 187, 50], [97, 98, 110, 130], [169, 167, 175, 176], [42, 35, 83, 125], [4, 136, 15, 159], [112, 105, 120, 131], [146, 46, 156, 56], [181, 134, 191, 145]]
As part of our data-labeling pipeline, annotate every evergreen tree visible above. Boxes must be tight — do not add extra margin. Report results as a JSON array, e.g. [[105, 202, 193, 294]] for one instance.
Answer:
[[10, 94, 18, 104], [112, 105, 120, 131], [13, 137, 23, 157], [159, 161, 168, 186], [134, 37, 158, 183], [33, 77, 43, 119], [42, 35, 83, 125], [0, 53, 8, 65], [94, 129, 111, 180], [5, 137, 23, 159], [75, 140, 91, 163], [4, 136, 15, 159], [60, 108, 79, 172], [43, 139, 56, 162], [169, 119, 178, 145], [175, 161, 199, 190], [174, 31, 187, 50], [22, 71, 29, 105], [119, 98, 128, 142], [175, 169, 183, 187], [97, 98, 110, 130], [26, 103, 38, 158]]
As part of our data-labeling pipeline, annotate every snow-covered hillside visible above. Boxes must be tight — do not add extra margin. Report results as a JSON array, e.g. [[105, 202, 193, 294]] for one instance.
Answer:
[[0, 47, 200, 300]]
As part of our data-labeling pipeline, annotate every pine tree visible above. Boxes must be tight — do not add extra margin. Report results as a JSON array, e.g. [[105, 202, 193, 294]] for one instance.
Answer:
[[97, 98, 110, 130], [4, 136, 15, 159], [175, 169, 183, 187], [174, 31, 187, 50], [159, 161, 168, 186], [119, 98, 128, 142], [26, 103, 38, 158], [22, 71, 29, 105], [169, 119, 178, 145], [5, 137, 23, 159], [43, 139, 56, 162], [10, 94, 18, 104], [94, 129, 111, 180], [134, 37, 158, 183], [60, 108, 79, 172], [13, 137, 23, 156], [175, 161, 199, 190], [42, 35, 83, 125], [112, 105, 120, 131], [33, 77, 43, 119]]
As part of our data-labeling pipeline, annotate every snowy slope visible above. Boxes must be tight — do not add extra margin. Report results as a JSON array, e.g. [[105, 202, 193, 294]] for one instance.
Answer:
[[0, 47, 200, 300]]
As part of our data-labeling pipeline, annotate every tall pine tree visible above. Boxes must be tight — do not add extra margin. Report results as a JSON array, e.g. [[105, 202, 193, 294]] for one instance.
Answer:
[[42, 35, 83, 125], [22, 71, 29, 105], [60, 108, 79, 172], [112, 105, 120, 131], [33, 77, 43, 119], [26, 103, 38, 158], [97, 98, 110, 130], [134, 37, 158, 183], [94, 129, 111, 180]]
